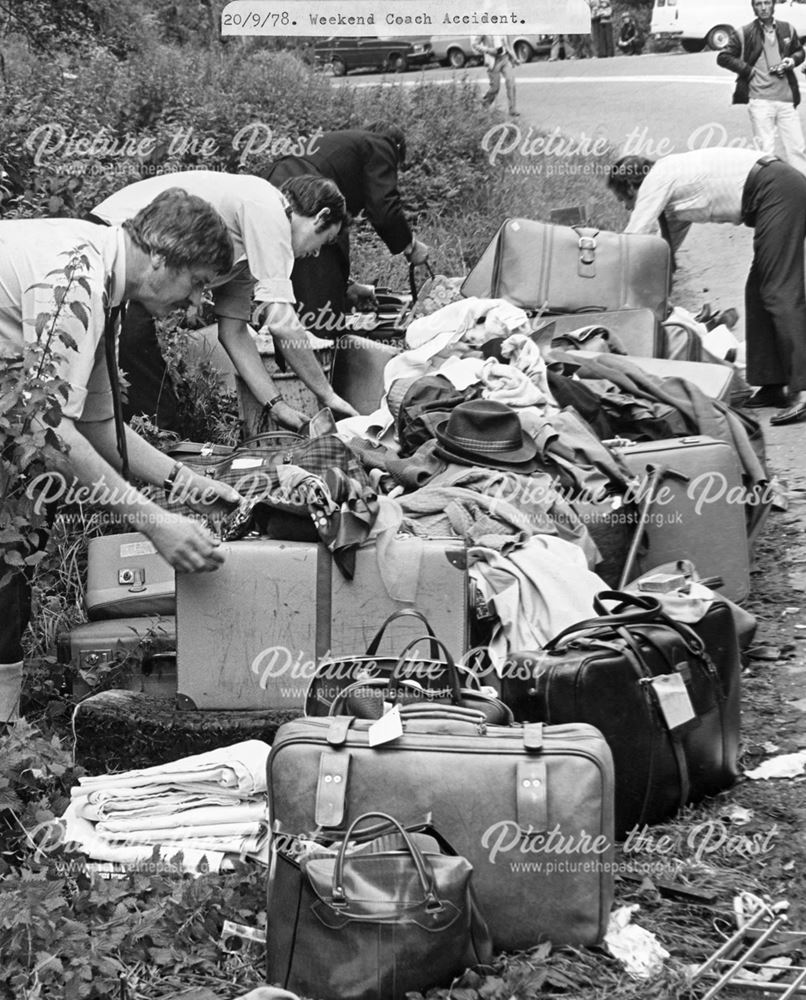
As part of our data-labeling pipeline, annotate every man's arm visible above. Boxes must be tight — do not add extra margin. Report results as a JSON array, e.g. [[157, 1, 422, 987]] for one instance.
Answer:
[[716, 26, 751, 76], [252, 301, 358, 418], [783, 23, 805, 67], [623, 168, 677, 236], [216, 316, 308, 431]]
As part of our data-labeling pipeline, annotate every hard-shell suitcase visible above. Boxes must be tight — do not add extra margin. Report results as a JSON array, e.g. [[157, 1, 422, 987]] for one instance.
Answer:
[[615, 435, 751, 603], [500, 592, 740, 840], [86, 532, 175, 620], [565, 349, 735, 401], [58, 615, 177, 699], [535, 308, 661, 358], [267, 711, 615, 951], [461, 219, 671, 322]]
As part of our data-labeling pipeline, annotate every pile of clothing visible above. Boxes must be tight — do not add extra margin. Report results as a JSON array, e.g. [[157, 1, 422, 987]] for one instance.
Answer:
[[62, 740, 270, 874]]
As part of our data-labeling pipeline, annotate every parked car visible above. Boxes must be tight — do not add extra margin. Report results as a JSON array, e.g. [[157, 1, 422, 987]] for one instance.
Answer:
[[313, 37, 433, 75], [424, 33, 553, 69], [651, 0, 806, 51]]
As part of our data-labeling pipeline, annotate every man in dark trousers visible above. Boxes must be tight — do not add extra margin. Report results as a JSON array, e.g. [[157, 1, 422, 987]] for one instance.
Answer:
[[264, 122, 429, 336], [717, 0, 806, 174], [608, 149, 806, 425]]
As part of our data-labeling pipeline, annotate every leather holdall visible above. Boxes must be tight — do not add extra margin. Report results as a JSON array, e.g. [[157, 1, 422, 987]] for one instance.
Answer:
[[500, 591, 740, 840], [461, 219, 671, 323], [268, 711, 615, 951], [266, 811, 492, 1000]]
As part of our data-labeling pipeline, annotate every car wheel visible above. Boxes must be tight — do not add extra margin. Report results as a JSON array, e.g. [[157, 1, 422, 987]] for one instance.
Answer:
[[514, 40, 534, 63], [330, 57, 346, 77], [706, 25, 733, 51], [387, 52, 408, 72], [447, 47, 466, 69], [680, 38, 706, 53]]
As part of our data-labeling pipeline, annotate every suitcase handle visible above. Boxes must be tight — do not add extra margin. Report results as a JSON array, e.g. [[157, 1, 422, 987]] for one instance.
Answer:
[[391, 635, 463, 703], [364, 610, 440, 658]]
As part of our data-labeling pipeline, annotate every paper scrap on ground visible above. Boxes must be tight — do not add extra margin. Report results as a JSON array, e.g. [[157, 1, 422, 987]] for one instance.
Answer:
[[604, 904, 670, 979], [744, 751, 806, 780]]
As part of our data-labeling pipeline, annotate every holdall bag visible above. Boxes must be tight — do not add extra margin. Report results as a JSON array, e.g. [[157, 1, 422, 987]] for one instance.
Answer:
[[266, 811, 493, 1000], [268, 712, 615, 950], [460, 219, 671, 323], [499, 591, 739, 840], [305, 610, 511, 725]]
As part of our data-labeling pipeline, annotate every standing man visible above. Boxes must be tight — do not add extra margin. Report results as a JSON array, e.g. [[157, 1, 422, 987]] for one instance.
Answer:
[[589, 0, 614, 58], [92, 172, 358, 432], [264, 123, 429, 337], [471, 35, 520, 117], [0, 189, 243, 720], [717, 0, 806, 174], [608, 150, 806, 424]]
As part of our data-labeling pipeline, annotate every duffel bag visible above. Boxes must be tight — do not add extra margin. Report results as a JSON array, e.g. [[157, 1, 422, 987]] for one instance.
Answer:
[[461, 219, 671, 323], [500, 591, 740, 840]]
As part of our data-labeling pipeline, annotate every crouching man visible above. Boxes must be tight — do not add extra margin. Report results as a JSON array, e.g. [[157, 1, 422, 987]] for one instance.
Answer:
[[0, 189, 243, 720]]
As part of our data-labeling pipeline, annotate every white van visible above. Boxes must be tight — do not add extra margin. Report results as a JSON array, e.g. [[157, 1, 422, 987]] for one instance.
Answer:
[[651, 0, 806, 52]]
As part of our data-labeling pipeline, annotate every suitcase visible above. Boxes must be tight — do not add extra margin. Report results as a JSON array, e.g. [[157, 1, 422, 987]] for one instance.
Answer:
[[175, 538, 470, 710], [615, 436, 751, 603], [565, 350, 735, 402], [267, 712, 615, 950], [534, 308, 662, 358], [58, 615, 177, 699], [86, 532, 175, 620], [461, 219, 671, 322], [329, 333, 402, 416], [500, 592, 740, 840]]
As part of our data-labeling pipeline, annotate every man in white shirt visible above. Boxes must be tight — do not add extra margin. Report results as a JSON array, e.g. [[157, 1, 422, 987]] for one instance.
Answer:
[[608, 148, 806, 424], [471, 35, 519, 117], [717, 0, 806, 174], [0, 189, 242, 719], [93, 172, 358, 431]]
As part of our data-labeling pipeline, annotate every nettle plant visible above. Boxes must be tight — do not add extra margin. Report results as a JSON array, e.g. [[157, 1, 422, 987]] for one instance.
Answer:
[[0, 243, 96, 589]]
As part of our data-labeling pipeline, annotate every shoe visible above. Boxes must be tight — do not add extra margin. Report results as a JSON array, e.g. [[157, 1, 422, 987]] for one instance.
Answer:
[[770, 392, 806, 425], [745, 385, 788, 408]]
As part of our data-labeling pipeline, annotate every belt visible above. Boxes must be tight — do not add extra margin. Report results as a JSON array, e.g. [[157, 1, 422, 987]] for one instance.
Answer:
[[746, 154, 781, 189]]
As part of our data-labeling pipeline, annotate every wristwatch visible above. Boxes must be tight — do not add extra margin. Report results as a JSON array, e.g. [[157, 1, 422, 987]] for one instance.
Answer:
[[261, 394, 283, 417]]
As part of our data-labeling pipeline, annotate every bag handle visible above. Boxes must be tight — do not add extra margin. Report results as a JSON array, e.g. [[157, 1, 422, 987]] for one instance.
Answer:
[[595, 590, 709, 657], [238, 430, 306, 451], [331, 811, 440, 909], [546, 592, 664, 650], [390, 635, 462, 704], [364, 609, 440, 658]]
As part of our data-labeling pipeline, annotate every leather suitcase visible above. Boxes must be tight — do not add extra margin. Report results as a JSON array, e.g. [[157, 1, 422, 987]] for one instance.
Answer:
[[461, 219, 671, 323], [86, 532, 175, 620], [500, 592, 740, 840], [565, 350, 735, 401], [535, 308, 662, 358], [329, 333, 402, 415], [615, 435, 751, 603], [58, 615, 177, 699], [268, 712, 615, 950]]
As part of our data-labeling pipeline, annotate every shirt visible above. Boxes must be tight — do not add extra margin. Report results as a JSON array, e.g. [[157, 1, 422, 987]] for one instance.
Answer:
[[624, 147, 762, 236], [0, 219, 126, 421], [94, 172, 295, 321]]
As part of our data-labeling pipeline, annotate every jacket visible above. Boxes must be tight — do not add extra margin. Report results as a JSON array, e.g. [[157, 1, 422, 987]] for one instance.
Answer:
[[471, 35, 517, 69], [717, 18, 805, 107]]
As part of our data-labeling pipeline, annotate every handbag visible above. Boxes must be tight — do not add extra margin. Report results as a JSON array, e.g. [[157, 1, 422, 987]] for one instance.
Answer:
[[266, 811, 493, 1000], [304, 608, 512, 725], [461, 218, 671, 322]]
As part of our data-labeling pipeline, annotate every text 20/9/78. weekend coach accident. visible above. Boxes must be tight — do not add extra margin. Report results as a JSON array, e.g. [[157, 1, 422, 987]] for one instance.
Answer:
[[221, 8, 528, 30]]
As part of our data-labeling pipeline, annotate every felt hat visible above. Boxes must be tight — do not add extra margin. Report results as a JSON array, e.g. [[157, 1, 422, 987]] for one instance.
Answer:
[[433, 399, 540, 471]]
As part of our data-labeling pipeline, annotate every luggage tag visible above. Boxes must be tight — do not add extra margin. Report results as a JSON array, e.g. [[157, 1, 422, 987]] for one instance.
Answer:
[[647, 670, 697, 731], [368, 704, 403, 747]]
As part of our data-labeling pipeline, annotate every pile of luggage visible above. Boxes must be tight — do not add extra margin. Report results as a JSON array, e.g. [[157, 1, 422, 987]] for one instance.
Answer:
[[61, 217, 771, 1000]]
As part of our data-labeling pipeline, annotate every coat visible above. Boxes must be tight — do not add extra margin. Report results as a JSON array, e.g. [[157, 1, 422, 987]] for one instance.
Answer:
[[717, 18, 805, 107]]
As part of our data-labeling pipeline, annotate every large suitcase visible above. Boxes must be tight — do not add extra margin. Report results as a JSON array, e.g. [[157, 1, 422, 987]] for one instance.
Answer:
[[461, 219, 671, 322], [86, 532, 175, 620], [535, 308, 662, 358], [58, 615, 177, 699], [615, 435, 751, 603], [175, 538, 470, 711], [329, 332, 402, 416], [563, 349, 735, 401], [267, 711, 615, 950], [500, 592, 740, 840]]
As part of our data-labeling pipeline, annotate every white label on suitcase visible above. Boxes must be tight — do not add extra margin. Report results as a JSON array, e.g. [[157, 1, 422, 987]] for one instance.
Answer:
[[649, 673, 696, 730], [368, 705, 403, 747], [120, 540, 157, 558]]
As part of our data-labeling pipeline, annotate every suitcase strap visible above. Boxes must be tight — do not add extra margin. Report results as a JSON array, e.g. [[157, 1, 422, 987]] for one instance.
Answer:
[[573, 226, 600, 279]]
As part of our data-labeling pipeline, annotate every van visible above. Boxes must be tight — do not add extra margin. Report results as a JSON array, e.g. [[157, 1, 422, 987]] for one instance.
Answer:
[[651, 0, 806, 52]]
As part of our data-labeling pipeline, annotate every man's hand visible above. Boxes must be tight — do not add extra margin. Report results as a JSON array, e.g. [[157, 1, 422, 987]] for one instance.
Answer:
[[174, 471, 241, 517], [317, 389, 359, 419], [407, 239, 430, 266], [269, 399, 309, 431], [346, 282, 378, 309], [145, 510, 226, 573]]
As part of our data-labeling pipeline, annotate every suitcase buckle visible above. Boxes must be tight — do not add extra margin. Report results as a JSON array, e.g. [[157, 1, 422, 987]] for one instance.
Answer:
[[577, 235, 597, 264]]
